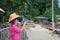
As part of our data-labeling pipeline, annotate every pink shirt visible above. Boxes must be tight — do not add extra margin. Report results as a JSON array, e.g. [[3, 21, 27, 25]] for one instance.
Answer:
[[9, 23, 22, 40]]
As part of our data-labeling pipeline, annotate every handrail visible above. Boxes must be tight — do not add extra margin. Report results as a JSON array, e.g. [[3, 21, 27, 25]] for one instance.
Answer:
[[0, 27, 9, 32], [0, 27, 9, 40]]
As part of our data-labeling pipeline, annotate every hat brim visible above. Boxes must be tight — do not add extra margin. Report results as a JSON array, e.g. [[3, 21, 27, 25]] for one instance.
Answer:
[[9, 15, 19, 22]]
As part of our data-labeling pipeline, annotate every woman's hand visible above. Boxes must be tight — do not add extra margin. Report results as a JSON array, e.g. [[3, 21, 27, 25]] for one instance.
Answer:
[[20, 21, 26, 30], [23, 21, 26, 26]]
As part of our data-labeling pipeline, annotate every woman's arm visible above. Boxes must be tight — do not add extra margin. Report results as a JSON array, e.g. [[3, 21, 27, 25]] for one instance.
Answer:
[[11, 24, 22, 33], [19, 21, 26, 31]]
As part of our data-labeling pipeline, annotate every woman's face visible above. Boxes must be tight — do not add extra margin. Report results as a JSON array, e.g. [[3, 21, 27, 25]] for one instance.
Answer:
[[15, 19, 19, 23], [14, 19, 19, 25]]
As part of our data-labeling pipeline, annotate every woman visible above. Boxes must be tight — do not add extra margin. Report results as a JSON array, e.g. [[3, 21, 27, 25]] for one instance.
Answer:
[[9, 13, 26, 40]]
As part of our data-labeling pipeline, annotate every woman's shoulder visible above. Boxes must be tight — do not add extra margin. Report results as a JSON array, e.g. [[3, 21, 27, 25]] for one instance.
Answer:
[[9, 23, 15, 27]]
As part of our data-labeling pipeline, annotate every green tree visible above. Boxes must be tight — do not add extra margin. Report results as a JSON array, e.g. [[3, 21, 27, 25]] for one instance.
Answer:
[[0, 0, 59, 22], [43, 8, 52, 19]]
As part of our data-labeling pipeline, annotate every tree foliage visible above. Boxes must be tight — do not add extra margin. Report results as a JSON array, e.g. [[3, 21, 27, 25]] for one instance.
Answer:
[[0, 0, 59, 22]]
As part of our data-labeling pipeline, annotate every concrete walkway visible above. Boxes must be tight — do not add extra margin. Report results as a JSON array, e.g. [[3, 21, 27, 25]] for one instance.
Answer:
[[27, 24, 60, 40]]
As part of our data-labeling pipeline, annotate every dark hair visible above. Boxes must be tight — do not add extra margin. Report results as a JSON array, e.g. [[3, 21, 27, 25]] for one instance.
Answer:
[[9, 18, 17, 24]]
